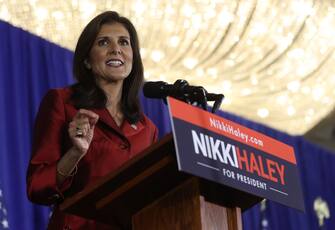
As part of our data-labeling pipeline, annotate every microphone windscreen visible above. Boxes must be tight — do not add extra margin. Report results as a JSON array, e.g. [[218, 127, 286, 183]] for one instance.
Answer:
[[143, 81, 168, 98]]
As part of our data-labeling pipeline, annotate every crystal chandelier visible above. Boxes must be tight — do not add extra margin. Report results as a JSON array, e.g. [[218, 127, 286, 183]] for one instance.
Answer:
[[1, 0, 335, 134]]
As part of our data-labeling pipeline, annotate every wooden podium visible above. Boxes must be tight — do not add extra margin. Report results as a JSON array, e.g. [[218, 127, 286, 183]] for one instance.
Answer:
[[60, 134, 262, 229]]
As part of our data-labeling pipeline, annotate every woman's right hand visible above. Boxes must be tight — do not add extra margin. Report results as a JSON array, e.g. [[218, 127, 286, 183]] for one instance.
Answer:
[[68, 109, 99, 157]]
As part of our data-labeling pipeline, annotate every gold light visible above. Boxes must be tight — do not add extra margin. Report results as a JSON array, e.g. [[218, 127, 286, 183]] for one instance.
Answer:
[[1, 0, 334, 135]]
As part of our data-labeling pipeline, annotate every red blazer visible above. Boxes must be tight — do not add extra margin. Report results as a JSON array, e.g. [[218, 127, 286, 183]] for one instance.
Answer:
[[27, 88, 158, 230]]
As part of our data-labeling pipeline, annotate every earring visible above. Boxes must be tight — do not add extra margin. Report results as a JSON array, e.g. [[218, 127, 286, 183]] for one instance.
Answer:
[[84, 59, 91, 69]]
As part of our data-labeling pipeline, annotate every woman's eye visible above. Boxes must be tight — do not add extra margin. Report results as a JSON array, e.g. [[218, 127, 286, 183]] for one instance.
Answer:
[[119, 39, 129, 46], [97, 39, 109, 46]]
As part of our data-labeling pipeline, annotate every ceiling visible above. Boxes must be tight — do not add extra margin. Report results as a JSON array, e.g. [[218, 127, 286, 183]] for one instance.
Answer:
[[1, 0, 335, 136]]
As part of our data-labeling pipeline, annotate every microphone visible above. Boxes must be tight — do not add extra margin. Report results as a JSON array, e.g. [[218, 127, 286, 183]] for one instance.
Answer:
[[143, 80, 194, 98], [143, 80, 224, 113]]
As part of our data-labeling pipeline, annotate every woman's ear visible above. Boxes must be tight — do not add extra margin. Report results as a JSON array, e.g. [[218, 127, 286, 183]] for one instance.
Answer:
[[84, 59, 92, 69]]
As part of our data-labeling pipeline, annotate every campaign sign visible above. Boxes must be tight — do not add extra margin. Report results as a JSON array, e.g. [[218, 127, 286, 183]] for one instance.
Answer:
[[167, 97, 305, 211]]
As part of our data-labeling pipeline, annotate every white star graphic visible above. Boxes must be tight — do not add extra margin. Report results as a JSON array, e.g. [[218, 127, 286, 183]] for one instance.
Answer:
[[1, 219, 9, 228], [261, 219, 268, 227]]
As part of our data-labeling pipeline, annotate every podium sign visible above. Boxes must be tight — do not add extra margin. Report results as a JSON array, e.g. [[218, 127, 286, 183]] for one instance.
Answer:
[[167, 97, 304, 211]]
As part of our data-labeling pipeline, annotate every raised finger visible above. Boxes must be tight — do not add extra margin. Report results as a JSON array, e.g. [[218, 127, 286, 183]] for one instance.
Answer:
[[76, 109, 99, 124]]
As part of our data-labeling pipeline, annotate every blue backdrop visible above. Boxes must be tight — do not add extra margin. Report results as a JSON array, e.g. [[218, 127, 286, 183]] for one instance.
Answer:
[[0, 20, 334, 229]]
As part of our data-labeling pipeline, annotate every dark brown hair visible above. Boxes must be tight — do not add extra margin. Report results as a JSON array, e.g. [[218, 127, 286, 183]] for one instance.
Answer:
[[71, 11, 144, 123]]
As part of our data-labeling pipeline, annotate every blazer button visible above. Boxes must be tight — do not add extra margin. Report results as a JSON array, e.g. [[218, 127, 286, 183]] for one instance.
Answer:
[[119, 143, 128, 150], [63, 225, 71, 230], [50, 194, 60, 201]]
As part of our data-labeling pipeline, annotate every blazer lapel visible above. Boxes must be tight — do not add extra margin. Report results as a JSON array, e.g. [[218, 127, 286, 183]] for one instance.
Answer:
[[90, 108, 144, 139]]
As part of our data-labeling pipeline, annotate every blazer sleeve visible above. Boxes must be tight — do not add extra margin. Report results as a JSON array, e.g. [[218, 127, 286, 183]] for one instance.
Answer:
[[152, 123, 159, 143], [27, 89, 73, 205]]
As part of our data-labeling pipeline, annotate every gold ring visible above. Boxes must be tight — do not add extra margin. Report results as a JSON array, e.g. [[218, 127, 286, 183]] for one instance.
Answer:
[[75, 127, 83, 136]]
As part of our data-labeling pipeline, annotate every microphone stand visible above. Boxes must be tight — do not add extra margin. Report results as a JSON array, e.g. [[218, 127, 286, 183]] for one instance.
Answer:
[[168, 79, 224, 114]]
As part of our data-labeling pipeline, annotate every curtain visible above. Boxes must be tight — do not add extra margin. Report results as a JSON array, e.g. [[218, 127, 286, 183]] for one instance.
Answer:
[[0, 20, 73, 230], [221, 112, 335, 230], [0, 20, 334, 229]]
